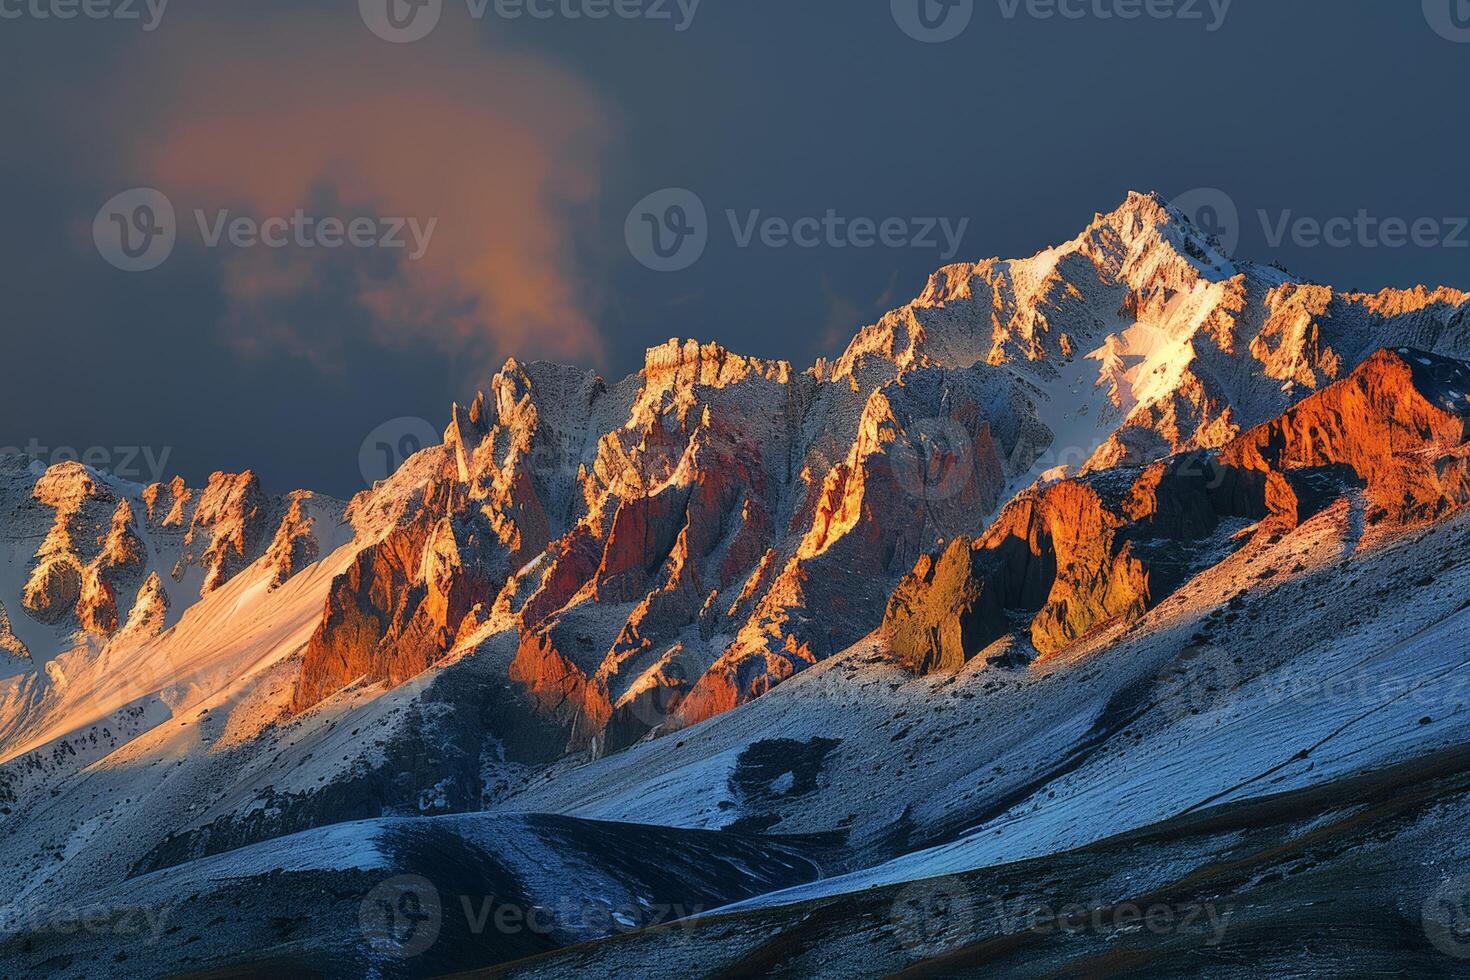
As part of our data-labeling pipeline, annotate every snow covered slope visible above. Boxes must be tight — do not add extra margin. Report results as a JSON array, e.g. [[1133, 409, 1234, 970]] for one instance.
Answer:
[[0, 811, 828, 978]]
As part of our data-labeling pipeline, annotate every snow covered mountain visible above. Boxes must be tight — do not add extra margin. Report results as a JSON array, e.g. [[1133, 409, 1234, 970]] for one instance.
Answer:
[[4, 191, 1470, 978]]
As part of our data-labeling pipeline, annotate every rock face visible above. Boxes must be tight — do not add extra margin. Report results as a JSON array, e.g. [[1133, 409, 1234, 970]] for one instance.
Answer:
[[289, 359, 604, 713], [290, 508, 503, 712], [262, 492, 327, 590], [884, 347, 1470, 673], [76, 500, 146, 635], [172, 471, 271, 595], [280, 193, 1470, 756], [0, 601, 30, 665], [118, 572, 170, 639], [1219, 347, 1470, 523], [502, 348, 1043, 750], [21, 463, 113, 625]]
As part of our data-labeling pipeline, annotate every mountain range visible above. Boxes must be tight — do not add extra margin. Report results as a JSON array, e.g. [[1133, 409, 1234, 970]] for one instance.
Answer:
[[4, 191, 1470, 977]]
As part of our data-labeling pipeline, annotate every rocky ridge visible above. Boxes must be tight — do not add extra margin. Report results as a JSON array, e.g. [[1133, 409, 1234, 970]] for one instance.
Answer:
[[280, 192, 1470, 756], [0, 458, 344, 665], [884, 347, 1470, 673], [11, 192, 1465, 760]]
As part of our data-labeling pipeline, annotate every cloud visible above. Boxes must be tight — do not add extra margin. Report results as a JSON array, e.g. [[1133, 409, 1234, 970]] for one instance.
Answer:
[[101, 13, 615, 370]]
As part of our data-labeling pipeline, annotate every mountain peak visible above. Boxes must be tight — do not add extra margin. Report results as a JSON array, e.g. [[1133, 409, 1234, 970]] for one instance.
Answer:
[[1092, 188, 1172, 228]]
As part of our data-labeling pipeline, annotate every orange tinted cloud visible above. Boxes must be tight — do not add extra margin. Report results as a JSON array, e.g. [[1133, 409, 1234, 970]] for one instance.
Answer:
[[111, 14, 614, 368]]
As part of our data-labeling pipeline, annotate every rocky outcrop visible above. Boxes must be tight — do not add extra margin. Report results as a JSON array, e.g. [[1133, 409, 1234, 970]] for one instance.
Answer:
[[22, 557, 83, 626], [261, 492, 326, 590], [0, 601, 31, 664], [290, 505, 504, 712], [3, 461, 336, 650], [675, 368, 1041, 727], [21, 463, 115, 626], [289, 359, 610, 717], [118, 572, 170, 639], [884, 348, 1470, 673], [172, 471, 270, 595], [141, 475, 192, 527], [1219, 347, 1470, 523], [77, 500, 146, 635]]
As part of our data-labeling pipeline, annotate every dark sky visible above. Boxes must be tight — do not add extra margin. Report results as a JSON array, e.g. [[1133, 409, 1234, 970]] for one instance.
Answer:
[[2, 1, 1468, 498]]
